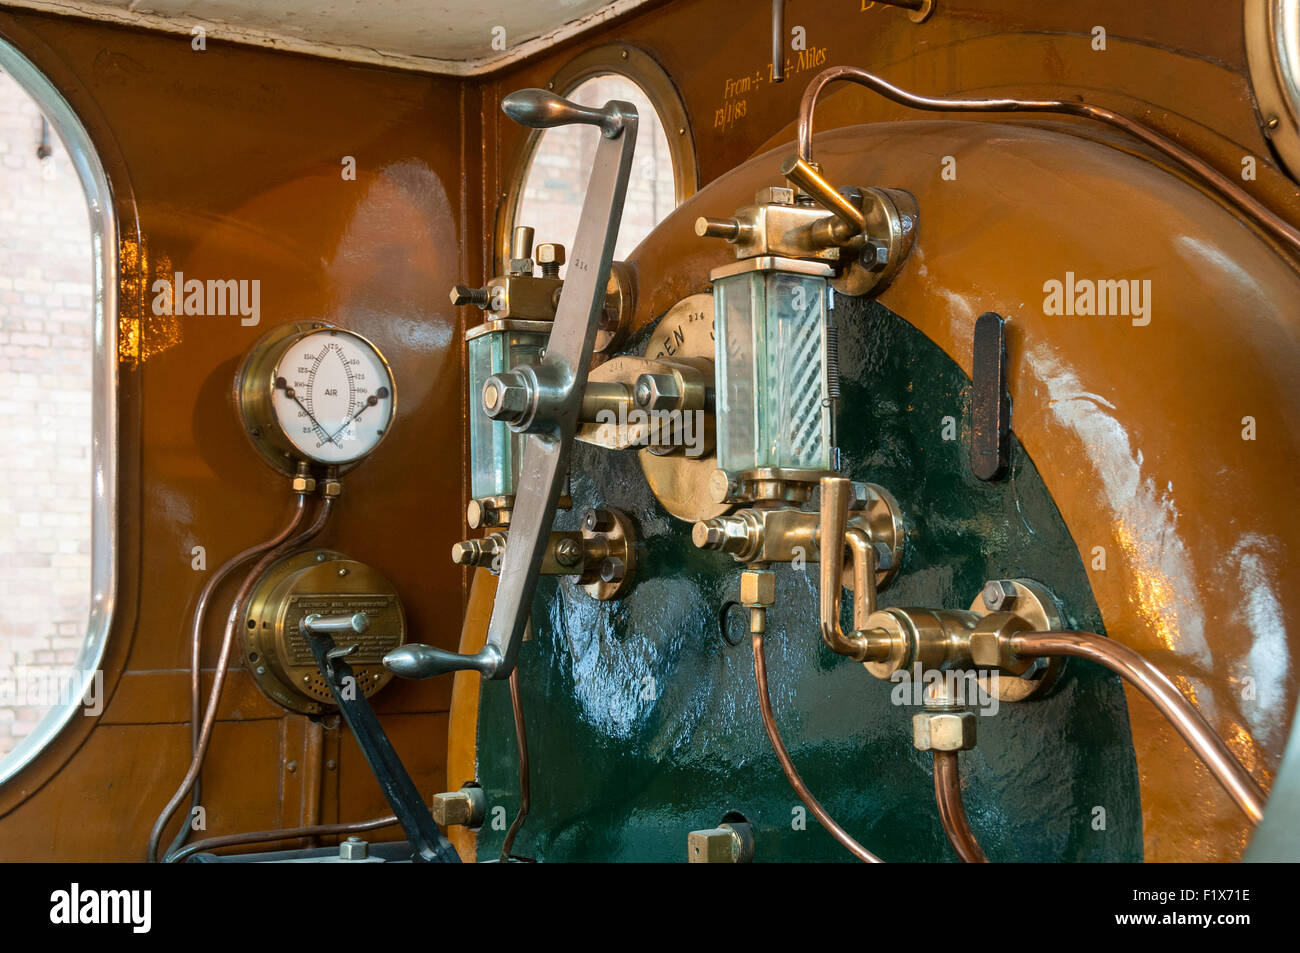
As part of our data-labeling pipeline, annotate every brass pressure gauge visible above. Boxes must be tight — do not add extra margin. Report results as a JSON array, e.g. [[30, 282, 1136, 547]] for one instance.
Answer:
[[237, 322, 396, 475], [242, 550, 407, 714]]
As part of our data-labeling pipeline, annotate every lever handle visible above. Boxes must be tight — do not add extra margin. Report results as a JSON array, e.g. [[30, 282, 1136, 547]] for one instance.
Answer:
[[780, 156, 867, 239], [502, 88, 629, 138], [383, 644, 501, 679], [301, 612, 369, 635]]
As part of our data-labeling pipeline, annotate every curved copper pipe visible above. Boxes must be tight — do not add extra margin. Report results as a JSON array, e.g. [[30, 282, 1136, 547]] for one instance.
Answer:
[[166, 815, 398, 864], [752, 631, 884, 862], [1010, 631, 1267, 824], [148, 497, 335, 862], [933, 750, 988, 863], [167, 493, 310, 859], [498, 667, 532, 862], [795, 65, 1300, 260]]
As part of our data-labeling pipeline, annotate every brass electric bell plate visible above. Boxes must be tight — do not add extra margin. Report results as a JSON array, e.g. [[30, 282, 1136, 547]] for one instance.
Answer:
[[242, 550, 407, 714]]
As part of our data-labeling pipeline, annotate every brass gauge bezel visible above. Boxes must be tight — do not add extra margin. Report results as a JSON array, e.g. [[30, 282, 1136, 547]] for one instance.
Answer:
[[236, 321, 397, 476], [242, 549, 407, 714]]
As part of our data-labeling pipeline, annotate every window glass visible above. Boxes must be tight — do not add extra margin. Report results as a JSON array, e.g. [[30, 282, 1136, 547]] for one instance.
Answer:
[[515, 73, 677, 276], [0, 54, 108, 780]]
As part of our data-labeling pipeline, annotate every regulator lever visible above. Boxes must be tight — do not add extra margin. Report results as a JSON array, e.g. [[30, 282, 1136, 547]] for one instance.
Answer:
[[383, 88, 639, 683]]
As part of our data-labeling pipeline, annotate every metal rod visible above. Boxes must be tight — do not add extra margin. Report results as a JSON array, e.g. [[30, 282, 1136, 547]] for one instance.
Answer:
[[168, 492, 310, 860], [1011, 631, 1268, 824], [499, 668, 532, 862], [149, 496, 336, 862], [932, 750, 988, 863], [771, 0, 785, 83], [752, 629, 884, 862], [793, 65, 1300, 261], [166, 815, 398, 864]]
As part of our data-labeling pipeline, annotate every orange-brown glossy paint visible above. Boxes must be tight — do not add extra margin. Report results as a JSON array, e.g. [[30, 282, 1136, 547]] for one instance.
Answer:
[[0, 10, 470, 859]]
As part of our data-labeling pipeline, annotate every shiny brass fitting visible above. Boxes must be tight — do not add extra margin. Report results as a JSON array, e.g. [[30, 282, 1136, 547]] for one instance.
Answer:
[[430, 785, 486, 829], [912, 710, 977, 751], [292, 474, 317, 494], [687, 821, 755, 863], [321, 478, 343, 498]]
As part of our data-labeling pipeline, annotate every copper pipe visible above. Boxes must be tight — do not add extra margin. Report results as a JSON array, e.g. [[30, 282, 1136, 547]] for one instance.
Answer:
[[752, 630, 884, 862], [932, 750, 988, 863], [166, 815, 398, 864], [149, 496, 336, 862], [1010, 631, 1267, 824], [794, 65, 1300, 260], [499, 667, 531, 862], [166, 493, 310, 859]]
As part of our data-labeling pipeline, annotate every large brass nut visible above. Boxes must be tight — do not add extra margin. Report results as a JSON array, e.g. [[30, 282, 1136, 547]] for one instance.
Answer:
[[969, 611, 1034, 675], [292, 474, 316, 494], [740, 569, 776, 607], [913, 710, 977, 751]]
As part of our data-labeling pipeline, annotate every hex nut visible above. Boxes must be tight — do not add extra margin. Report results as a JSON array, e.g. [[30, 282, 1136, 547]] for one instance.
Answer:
[[913, 710, 977, 751], [634, 373, 681, 411], [688, 827, 742, 863], [338, 836, 368, 861], [740, 569, 776, 607], [292, 475, 316, 494], [321, 479, 343, 498], [982, 579, 1018, 611], [969, 611, 1035, 675], [535, 243, 566, 266]]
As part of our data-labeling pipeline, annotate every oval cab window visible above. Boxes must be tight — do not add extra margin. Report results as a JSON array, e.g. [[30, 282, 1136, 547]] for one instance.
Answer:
[[515, 74, 679, 276]]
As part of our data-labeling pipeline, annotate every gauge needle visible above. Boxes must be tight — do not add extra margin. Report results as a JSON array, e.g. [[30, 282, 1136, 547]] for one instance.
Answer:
[[327, 387, 389, 444], [276, 378, 340, 446]]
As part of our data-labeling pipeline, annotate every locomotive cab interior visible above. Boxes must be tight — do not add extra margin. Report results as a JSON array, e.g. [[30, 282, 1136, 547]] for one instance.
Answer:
[[0, 0, 1298, 894]]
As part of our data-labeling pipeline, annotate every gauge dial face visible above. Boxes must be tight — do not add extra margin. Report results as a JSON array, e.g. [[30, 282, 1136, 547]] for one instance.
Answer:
[[269, 329, 395, 464]]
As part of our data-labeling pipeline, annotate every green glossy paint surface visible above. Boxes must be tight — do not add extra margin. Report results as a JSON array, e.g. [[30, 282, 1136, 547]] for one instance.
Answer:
[[474, 299, 1142, 862]]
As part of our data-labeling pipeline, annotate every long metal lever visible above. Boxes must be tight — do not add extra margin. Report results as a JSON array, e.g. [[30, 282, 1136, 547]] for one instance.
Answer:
[[384, 89, 638, 682]]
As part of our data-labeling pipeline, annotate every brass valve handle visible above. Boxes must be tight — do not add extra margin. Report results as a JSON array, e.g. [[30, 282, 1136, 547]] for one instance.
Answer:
[[780, 156, 866, 242], [384, 89, 639, 682]]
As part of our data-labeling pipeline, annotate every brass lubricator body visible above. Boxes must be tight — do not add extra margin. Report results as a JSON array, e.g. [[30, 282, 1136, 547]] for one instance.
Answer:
[[242, 550, 406, 714]]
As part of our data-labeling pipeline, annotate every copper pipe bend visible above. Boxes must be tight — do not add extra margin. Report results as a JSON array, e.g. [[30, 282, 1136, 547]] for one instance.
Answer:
[[1010, 631, 1268, 824], [794, 65, 1300, 261]]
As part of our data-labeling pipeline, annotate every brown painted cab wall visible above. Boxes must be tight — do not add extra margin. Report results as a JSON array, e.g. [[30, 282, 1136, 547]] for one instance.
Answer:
[[1, 0, 1295, 860]]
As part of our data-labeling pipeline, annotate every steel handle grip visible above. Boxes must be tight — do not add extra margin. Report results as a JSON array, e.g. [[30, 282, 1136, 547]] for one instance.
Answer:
[[502, 88, 628, 138], [383, 643, 502, 679], [301, 612, 369, 635]]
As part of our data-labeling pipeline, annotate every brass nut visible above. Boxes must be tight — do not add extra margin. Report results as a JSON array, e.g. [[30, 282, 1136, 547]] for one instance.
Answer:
[[687, 827, 743, 863], [740, 569, 776, 607], [535, 243, 565, 266], [292, 475, 316, 494], [913, 710, 977, 751], [321, 479, 343, 498], [338, 836, 369, 861], [430, 787, 485, 828], [969, 611, 1034, 676]]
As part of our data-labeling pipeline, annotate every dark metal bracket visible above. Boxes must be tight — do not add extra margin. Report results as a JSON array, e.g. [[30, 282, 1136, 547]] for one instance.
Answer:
[[970, 312, 1010, 482], [305, 628, 461, 863]]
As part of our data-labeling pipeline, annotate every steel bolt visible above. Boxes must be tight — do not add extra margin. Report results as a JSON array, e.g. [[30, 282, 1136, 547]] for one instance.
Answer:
[[599, 556, 626, 583], [583, 508, 614, 533], [449, 284, 490, 308], [982, 579, 1018, 611], [482, 372, 530, 421], [554, 537, 583, 568], [633, 372, 681, 411]]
